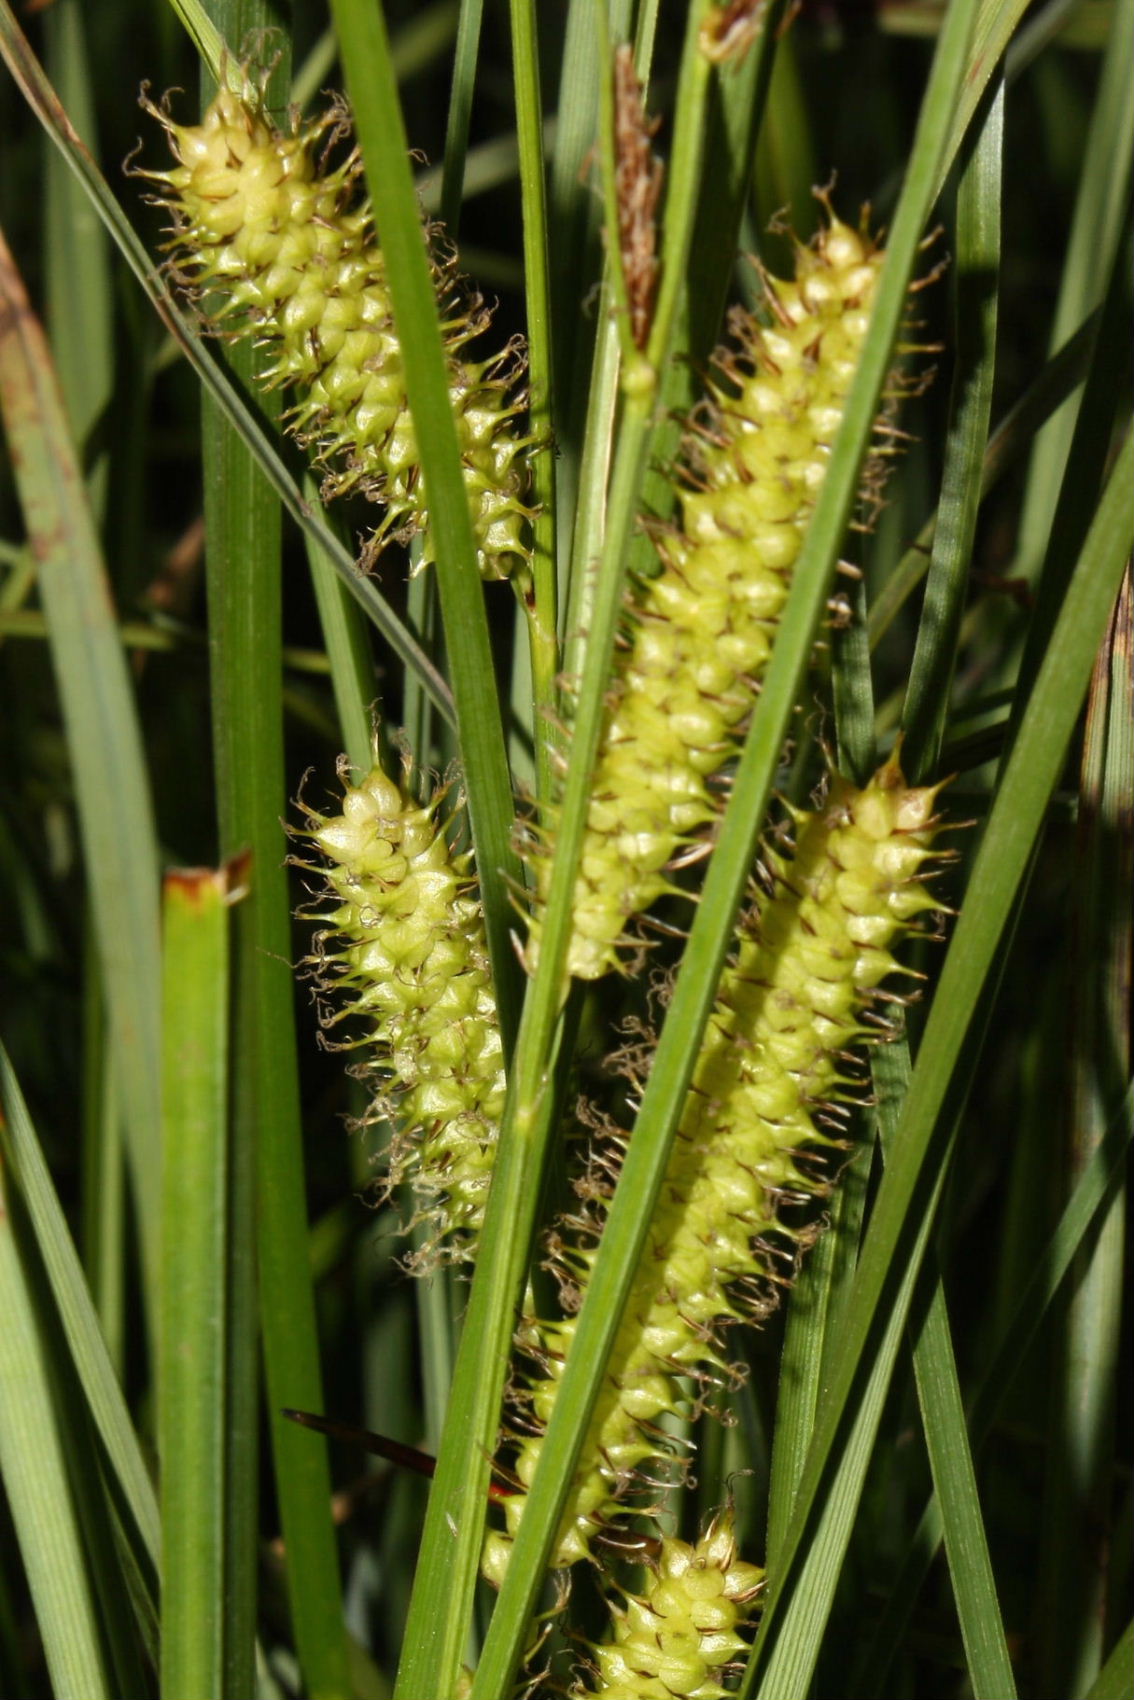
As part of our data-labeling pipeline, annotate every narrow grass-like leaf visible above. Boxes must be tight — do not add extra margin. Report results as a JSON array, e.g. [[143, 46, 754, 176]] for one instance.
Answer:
[[0, 221, 162, 1307], [329, 0, 524, 1048], [868, 310, 1097, 650], [293, 1, 460, 114], [1015, 0, 1134, 575], [751, 1038, 950, 1700], [160, 864, 232, 1700], [822, 98, 1011, 1672], [752, 428, 1134, 1687], [903, 75, 1002, 781], [1033, 566, 1130, 1693], [772, 113, 1003, 1662], [765, 1140, 872, 1567], [938, 0, 1033, 193], [394, 6, 717, 1687], [1085, 1620, 1134, 1700], [753, 26, 814, 238], [165, 0, 226, 83], [1010, 227, 1132, 743], [0, 1045, 159, 1605], [43, 0, 111, 519], [194, 9, 349, 1686], [78, 954, 125, 1373], [545, 0, 615, 590], [910, 1275, 1016, 1696], [0, 1153, 112, 1700], [0, 0, 453, 727], [399, 0, 486, 780], [852, 1080, 1134, 1695], [438, 0, 484, 231], [509, 0, 559, 805]]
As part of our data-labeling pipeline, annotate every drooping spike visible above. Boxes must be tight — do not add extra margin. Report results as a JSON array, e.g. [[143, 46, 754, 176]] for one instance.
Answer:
[[485, 760, 947, 1581], [140, 78, 533, 580], [294, 749, 505, 1266], [523, 211, 909, 981]]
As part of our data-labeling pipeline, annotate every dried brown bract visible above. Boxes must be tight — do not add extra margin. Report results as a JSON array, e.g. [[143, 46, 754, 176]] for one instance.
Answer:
[[614, 46, 664, 351], [700, 0, 771, 63]]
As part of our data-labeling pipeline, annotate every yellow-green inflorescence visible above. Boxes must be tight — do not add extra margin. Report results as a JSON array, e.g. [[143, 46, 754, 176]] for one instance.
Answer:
[[569, 1514, 764, 1700], [524, 212, 887, 980], [142, 80, 532, 580], [296, 750, 504, 1265], [484, 758, 944, 1581]]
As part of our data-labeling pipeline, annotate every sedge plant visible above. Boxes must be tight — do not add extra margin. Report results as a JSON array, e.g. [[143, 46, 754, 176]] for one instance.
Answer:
[[0, 2, 1130, 1699]]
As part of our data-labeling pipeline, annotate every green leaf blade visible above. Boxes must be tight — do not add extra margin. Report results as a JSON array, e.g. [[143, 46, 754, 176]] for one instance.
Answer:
[[160, 866, 232, 1700]]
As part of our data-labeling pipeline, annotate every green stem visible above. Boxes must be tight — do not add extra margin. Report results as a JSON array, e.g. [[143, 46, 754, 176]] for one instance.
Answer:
[[593, 5, 638, 372], [509, 0, 560, 808], [439, 0, 484, 233]]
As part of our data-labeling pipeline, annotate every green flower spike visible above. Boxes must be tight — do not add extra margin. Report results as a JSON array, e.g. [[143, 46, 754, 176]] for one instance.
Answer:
[[525, 210, 890, 980], [485, 757, 945, 1579], [570, 1513, 763, 1700], [296, 749, 504, 1265], [141, 80, 532, 580]]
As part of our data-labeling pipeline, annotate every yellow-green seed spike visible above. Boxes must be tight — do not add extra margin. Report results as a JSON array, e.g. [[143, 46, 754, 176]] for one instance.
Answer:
[[485, 758, 945, 1579], [569, 1513, 763, 1700], [295, 751, 505, 1265], [141, 81, 532, 581], [524, 212, 888, 980]]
